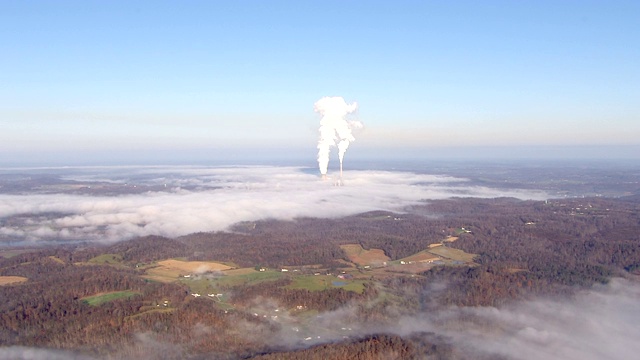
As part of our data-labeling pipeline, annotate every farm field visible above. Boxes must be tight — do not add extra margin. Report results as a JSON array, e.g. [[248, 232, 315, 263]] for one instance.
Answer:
[[182, 269, 285, 296], [0, 276, 28, 286], [144, 259, 234, 282], [87, 253, 124, 265], [157, 259, 233, 273], [340, 244, 390, 266], [208, 268, 283, 287], [427, 246, 477, 263], [286, 274, 368, 294], [399, 250, 441, 263]]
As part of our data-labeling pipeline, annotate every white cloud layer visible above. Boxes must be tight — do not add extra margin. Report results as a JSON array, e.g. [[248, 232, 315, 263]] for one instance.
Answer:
[[396, 278, 640, 360], [0, 166, 548, 243], [245, 278, 640, 360]]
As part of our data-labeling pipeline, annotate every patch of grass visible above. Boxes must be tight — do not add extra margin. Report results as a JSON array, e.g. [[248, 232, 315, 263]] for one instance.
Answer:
[[286, 275, 368, 293], [211, 269, 284, 288], [81, 290, 140, 306], [340, 244, 389, 266], [427, 246, 477, 263], [339, 280, 368, 294], [144, 266, 182, 282], [144, 259, 235, 282], [157, 259, 233, 273], [399, 250, 440, 263], [287, 275, 332, 291], [88, 253, 124, 265], [180, 278, 217, 295], [47, 256, 65, 264], [0, 276, 28, 286]]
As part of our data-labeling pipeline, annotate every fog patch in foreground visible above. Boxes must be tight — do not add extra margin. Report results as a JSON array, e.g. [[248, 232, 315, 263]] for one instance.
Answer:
[[0, 346, 96, 360], [395, 278, 640, 359], [240, 278, 640, 360]]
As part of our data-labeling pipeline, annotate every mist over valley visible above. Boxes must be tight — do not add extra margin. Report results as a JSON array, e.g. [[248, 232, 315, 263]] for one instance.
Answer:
[[1, 161, 639, 359]]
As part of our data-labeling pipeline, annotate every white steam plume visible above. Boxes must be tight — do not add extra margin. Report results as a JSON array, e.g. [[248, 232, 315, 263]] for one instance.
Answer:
[[314, 96, 359, 176]]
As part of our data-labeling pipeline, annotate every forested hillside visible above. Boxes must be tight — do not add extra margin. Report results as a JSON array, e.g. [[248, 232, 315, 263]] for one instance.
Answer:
[[1, 196, 639, 359]]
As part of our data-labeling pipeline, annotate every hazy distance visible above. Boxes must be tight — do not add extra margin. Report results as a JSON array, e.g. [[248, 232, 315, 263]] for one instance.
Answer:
[[1, 1, 639, 165]]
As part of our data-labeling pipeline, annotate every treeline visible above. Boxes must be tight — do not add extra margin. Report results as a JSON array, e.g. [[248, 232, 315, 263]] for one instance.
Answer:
[[251, 333, 463, 360]]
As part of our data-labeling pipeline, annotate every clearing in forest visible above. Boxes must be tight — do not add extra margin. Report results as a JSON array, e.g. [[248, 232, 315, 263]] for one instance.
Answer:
[[87, 253, 124, 265], [209, 269, 283, 288], [157, 259, 233, 273], [0, 276, 28, 285], [399, 250, 441, 263], [340, 244, 390, 266], [444, 236, 459, 243], [286, 274, 368, 294], [427, 246, 477, 263], [81, 290, 140, 306], [145, 259, 234, 282]]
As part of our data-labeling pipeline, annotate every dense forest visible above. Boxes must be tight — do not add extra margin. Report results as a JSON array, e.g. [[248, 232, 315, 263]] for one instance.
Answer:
[[1, 195, 639, 359]]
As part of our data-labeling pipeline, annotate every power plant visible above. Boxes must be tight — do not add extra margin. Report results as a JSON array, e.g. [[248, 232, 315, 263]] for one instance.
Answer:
[[314, 96, 361, 185]]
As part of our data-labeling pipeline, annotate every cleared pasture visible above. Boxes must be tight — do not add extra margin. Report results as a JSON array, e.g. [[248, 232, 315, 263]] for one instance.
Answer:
[[340, 244, 390, 266], [0, 276, 28, 286], [157, 259, 233, 273], [88, 253, 124, 265], [210, 269, 283, 288], [427, 246, 477, 263], [145, 259, 234, 282], [399, 250, 440, 263], [286, 275, 368, 293]]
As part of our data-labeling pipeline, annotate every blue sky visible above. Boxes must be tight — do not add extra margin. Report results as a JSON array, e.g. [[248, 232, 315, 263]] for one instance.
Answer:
[[2, 1, 639, 164]]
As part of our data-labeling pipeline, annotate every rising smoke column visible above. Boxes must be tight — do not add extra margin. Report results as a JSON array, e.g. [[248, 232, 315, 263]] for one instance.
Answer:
[[314, 96, 359, 177]]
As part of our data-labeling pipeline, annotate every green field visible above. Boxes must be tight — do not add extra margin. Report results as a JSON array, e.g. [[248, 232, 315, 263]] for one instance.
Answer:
[[179, 269, 285, 295], [180, 278, 217, 295], [82, 291, 140, 306], [210, 269, 284, 288], [87, 253, 124, 265], [427, 246, 477, 263], [286, 275, 368, 294]]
